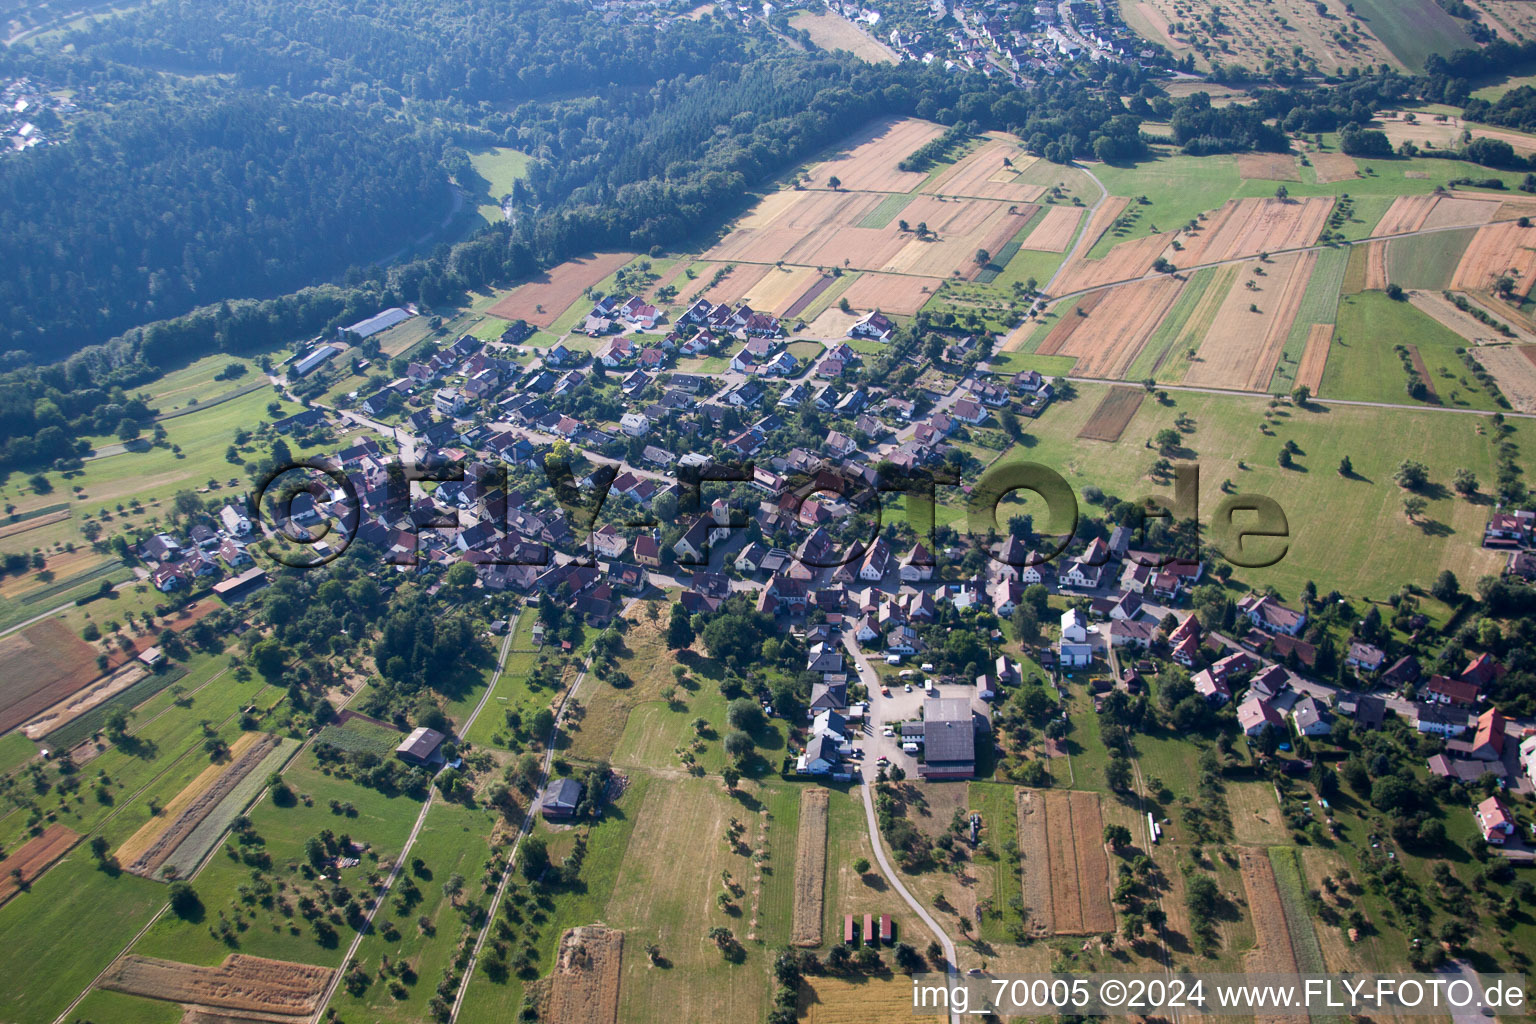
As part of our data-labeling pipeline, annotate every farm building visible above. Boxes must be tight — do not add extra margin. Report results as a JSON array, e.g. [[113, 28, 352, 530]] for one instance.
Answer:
[[292, 345, 339, 377], [540, 777, 584, 820], [879, 913, 893, 943], [396, 726, 446, 766], [342, 306, 412, 339]]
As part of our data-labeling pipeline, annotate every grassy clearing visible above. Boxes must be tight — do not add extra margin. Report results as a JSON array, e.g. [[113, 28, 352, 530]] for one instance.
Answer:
[[0, 852, 168, 1024], [604, 773, 780, 1024], [969, 780, 1024, 943], [65, 987, 183, 1024], [130, 754, 425, 967], [466, 147, 532, 226], [1327, 291, 1502, 410], [458, 771, 649, 1021]]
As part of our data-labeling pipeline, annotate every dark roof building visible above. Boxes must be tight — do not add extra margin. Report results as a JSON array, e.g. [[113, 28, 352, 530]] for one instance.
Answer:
[[396, 726, 446, 766], [920, 697, 978, 779], [540, 777, 584, 820]]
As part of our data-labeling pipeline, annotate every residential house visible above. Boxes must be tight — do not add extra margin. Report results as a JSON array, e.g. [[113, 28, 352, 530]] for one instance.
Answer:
[[1291, 695, 1331, 736], [1476, 795, 1516, 844], [1237, 695, 1283, 736], [1238, 593, 1307, 637]]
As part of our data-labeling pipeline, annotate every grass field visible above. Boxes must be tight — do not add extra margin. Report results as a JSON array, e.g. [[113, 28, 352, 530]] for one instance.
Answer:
[[465, 147, 531, 226], [1341, 0, 1475, 71], [1385, 228, 1478, 289], [988, 382, 1518, 600], [331, 799, 497, 1023], [456, 773, 649, 1024], [130, 754, 423, 967], [1269, 245, 1350, 393], [1089, 154, 1242, 254], [1327, 291, 1503, 410]]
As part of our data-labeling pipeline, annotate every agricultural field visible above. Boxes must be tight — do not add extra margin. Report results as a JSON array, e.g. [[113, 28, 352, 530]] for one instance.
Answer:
[[485, 252, 636, 329], [0, 618, 101, 733], [790, 788, 829, 947], [788, 10, 898, 63], [1119, 0, 1399, 73]]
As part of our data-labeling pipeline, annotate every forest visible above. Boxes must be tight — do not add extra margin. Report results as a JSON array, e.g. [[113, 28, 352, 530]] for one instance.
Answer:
[[0, 82, 447, 358]]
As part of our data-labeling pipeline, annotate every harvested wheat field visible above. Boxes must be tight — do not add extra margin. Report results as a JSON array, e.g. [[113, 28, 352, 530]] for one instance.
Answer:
[[790, 10, 898, 63], [742, 265, 822, 316], [1075, 196, 1131, 255], [881, 196, 1033, 279], [122, 732, 278, 878], [791, 788, 829, 947], [99, 954, 333, 1017], [1020, 205, 1082, 252], [1169, 197, 1332, 267], [922, 135, 1043, 203], [708, 190, 897, 269], [1077, 386, 1146, 442], [1018, 789, 1113, 935], [0, 618, 103, 735], [1040, 276, 1184, 378], [838, 272, 941, 314], [1016, 789, 1054, 937], [798, 975, 917, 1024], [1376, 113, 1536, 158], [532, 926, 624, 1024], [1374, 194, 1439, 236], [21, 663, 146, 740], [1237, 152, 1301, 181], [1185, 252, 1317, 392], [486, 252, 635, 328], [807, 307, 861, 339], [697, 263, 773, 308], [1310, 151, 1358, 183], [0, 824, 78, 904], [1479, 345, 1536, 412], [805, 117, 945, 193], [1363, 240, 1390, 291], [1238, 848, 1299, 1000], [1422, 196, 1503, 230], [1452, 220, 1536, 297], [1296, 323, 1334, 393], [1052, 233, 1173, 294]]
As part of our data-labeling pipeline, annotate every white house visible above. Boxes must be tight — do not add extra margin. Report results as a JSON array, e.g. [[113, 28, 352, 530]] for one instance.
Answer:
[[1059, 642, 1092, 668], [1060, 608, 1087, 643], [619, 411, 651, 437]]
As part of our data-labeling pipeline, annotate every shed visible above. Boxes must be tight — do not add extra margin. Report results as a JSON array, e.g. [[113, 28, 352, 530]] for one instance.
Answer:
[[540, 777, 584, 820], [879, 913, 893, 944], [863, 913, 875, 944], [844, 914, 856, 943]]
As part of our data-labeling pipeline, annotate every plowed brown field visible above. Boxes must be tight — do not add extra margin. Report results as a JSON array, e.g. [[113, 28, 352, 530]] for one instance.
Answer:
[[1364, 240, 1389, 291], [1017, 789, 1113, 935], [99, 954, 334, 1017], [486, 253, 635, 328], [0, 824, 78, 904], [1237, 152, 1301, 181], [1238, 849, 1298, 1024], [0, 618, 101, 735], [1077, 387, 1146, 442], [538, 927, 623, 1024]]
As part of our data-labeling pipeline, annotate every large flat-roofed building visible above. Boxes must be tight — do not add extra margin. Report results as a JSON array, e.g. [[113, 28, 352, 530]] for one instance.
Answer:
[[921, 697, 978, 780], [396, 726, 446, 766]]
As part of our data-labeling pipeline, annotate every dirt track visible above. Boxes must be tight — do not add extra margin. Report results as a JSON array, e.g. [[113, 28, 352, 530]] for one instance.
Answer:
[[791, 788, 829, 947]]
